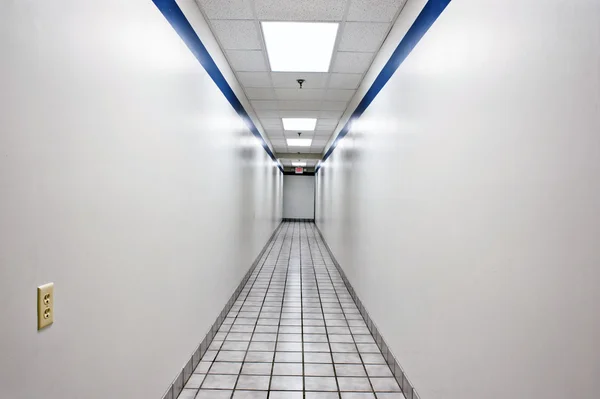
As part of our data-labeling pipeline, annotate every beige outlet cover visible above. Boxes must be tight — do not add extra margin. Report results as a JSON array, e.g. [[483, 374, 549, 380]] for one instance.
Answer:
[[37, 283, 54, 330]]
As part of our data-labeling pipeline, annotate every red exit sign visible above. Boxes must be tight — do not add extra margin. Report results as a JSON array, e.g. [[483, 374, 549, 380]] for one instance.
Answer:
[[295, 167, 304, 174]]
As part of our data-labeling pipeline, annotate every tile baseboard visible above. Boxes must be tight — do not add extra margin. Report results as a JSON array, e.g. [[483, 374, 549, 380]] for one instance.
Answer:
[[313, 222, 422, 399], [161, 221, 284, 399], [282, 218, 314, 222]]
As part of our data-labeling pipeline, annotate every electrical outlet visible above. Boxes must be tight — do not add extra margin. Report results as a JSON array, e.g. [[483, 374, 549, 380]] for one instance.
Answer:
[[37, 283, 54, 330]]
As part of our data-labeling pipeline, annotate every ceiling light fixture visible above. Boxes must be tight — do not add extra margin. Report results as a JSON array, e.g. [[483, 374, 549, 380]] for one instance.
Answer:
[[288, 132, 312, 147], [292, 161, 307, 167], [262, 22, 338, 72], [287, 139, 312, 147], [282, 118, 317, 131]]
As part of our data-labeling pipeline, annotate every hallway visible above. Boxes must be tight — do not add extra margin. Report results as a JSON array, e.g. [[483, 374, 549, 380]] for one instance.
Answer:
[[178, 222, 403, 399], [3, 0, 600, 398]]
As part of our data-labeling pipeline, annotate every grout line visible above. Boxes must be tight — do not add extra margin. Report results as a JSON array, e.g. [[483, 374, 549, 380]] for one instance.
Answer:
[[266, 220, 295, 397], [195, 223, 288, 396], [309, 224, 378, 397], [177, 222, 407, 399], [229, 222, 291, 398], [299, 221, 306, 399], [165, 222, 284, 399], [311, 221, 414, 398], [303, 221, 343, 398]]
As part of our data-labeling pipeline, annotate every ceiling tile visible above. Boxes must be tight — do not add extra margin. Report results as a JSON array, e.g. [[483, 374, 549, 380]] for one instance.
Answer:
[[245, 87, 277, 100], [275, 89, 325, 101], [319, 110, 343, 118], [271, 72, 329, 89], [274, 145, 288, 151], [252, 100, 279, 110], [284, 130, 314, 137], [211, 20, 262, 50], [331, 52, 374, 73], [338, 22, 390, 52], [237, 72, 272, 87], [259, 118, 284, 128], [265, 128, 284, 135], [328, 73, 363, 89], [321, 101, 348, 111], [195, 1, 405, 165], [278, 110, 320, 118], [317, 119, 339, 129], [324, 89, 355, 102], [288, 146, 312, 152], [270, 136, 286, 142], [347, 0, 407, 22], [254, 0, 347, 21], [277, 101, 322, 111], [255, 109, 281, 117], [196, 0, 254, 19], [227, 50, 268, 72]]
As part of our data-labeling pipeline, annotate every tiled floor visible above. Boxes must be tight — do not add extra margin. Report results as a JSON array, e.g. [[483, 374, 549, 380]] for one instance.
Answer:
[[178, 221, 404, 399]]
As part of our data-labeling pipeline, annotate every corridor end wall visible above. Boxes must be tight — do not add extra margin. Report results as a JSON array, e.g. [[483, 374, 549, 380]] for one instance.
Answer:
[[283, 175, 316, 220]]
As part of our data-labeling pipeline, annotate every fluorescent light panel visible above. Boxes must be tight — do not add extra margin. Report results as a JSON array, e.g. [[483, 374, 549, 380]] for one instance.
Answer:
[[287, 139, 312, 147], [282, 118, 317, 131], [262, 22, 338, 72], [292, 161, 306, 167]]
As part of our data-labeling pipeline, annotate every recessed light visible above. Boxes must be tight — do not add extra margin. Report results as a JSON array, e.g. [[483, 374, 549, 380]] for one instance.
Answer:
[[287, 139, 312, 147], [282, 118, 317, 131], [292, 161, 307, 167], [262, 22, 338, 72]]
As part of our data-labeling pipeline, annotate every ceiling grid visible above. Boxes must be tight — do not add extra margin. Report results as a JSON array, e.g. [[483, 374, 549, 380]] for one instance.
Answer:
[[195, 0, 408, 168]]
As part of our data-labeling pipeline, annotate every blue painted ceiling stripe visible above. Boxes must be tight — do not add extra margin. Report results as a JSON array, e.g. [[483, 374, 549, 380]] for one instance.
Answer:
[[318, 0, 451, 171], [152, 0, 283, 172]]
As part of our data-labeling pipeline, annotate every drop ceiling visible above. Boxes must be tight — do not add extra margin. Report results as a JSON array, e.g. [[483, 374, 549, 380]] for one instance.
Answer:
[[194, 0, 408, 166]]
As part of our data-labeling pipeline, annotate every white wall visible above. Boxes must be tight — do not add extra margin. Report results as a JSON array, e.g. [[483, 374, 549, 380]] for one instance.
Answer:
[[283, 175, 315, 219], [316, 0, 600, 398], [0, 1, 282, 399]]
